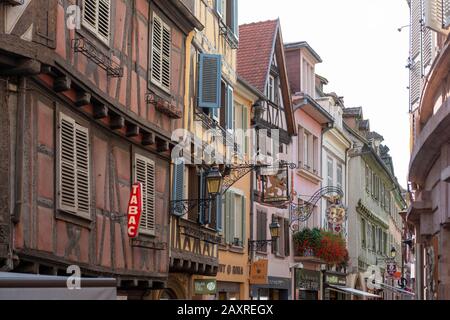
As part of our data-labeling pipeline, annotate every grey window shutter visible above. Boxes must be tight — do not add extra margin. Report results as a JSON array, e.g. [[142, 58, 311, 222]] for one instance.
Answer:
[[216, 194, 223, 232], [198, 171, 206, 225], [75, 124, 90, 215], [60, 115, 77, 213], [198, 54, 222, 108], [226, 86, 234, 131], [241, 196, 246, 246], [135, 155, 156, 236], [284, 219, 290, 256], [172, 159, 185, 216], [229, 192, 236, 244]]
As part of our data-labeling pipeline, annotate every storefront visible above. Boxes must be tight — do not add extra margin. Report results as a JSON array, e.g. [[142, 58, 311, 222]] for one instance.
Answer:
[[250, 277, 291, 300], [323, 272, 349, 300], [294, 269, 321, 300], [216, 282, 241, 300]]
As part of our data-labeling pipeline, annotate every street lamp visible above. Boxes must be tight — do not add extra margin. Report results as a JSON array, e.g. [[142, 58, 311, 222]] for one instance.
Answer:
[[390, 247, 397, 259], [249, 216, 281, 252], [206, 167, 223, 196], [269, 217, 281, 239]]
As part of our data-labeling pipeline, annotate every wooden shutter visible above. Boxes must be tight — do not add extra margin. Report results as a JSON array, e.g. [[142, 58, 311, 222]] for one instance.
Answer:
[[445, 0, 450, 28], [229, 192, 236, 244], [241, 196, 246, 246], [60, 115, 77, 213], [243, 106, 248, 155], [198, 171, 206, 225], [256, 211, 268, 252], [216, 194, 223, 232], [284, 219, 290, 257], [151, 14, 171, 91], [135, 155, 156, 236], [34, 0, 57, 48], [198, 54, 222, 108], [75, 124, 90, 215], [59, 114, 90, 216], [424, 0, 449, 34], [226, 86, 234, 131], [82, 0, 110, 44], [231, 0, 239, 38], [172, 159, 185, 216]]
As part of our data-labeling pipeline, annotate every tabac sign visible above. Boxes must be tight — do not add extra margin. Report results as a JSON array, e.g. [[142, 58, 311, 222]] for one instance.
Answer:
[[127, 183, 143, 238]]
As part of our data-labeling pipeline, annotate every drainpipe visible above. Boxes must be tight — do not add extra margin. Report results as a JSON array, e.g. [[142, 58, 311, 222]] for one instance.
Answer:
[[416, 243, 424, 300]]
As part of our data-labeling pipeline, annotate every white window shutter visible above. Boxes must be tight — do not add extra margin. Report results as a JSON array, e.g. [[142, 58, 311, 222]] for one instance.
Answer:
[[59, 114, 91, 217], [424, 0, 450, 35], [410, 0, 422, 60], [135, 155, 156, 236], [445, 0, 450, 28], [151, 14, 171, 92], [75, 124, 90, 215], [60, 115, 77, 212], [82, 0, 110, 44]]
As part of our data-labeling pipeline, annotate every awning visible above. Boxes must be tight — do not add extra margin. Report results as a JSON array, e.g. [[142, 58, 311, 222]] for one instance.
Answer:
[[379, 283, 415, 297], [0, 272, 117, 300], [328, 284, 381, 298]]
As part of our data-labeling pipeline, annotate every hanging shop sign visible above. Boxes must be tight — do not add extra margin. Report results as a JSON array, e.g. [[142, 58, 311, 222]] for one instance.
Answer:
[[194, 279, 217, 295], [387, 262, 397, 277], [249, 260, 268, 285], [295, 269, 321, 291], [127, 183, 143, 238], [261, 166, 290, 203], [324, 273, 347, 286]]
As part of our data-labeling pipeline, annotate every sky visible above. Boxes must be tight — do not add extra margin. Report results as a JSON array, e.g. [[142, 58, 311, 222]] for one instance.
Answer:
[[239, 0, 411, 188]]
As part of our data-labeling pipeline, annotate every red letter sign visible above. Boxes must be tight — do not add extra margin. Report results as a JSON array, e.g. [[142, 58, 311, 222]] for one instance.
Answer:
[[127, 183, 143, 238]]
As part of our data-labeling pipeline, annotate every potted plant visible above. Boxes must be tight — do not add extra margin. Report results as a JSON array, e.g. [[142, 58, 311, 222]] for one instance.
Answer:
[[315, 231, 349, 265], [293, 228, 322, 257]]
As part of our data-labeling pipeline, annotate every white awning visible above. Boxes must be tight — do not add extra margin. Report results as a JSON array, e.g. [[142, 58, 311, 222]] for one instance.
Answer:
[[379, 283, 415, 297], [328, 284, 381, 298]]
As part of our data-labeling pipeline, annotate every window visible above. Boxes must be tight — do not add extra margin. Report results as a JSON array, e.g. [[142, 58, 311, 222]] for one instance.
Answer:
[[215, 0, 225, 17], [361, 219, 366, 248], [226, 0, 239, 38], [327, 157, 334, 187], [372, 225, 376, 251], [303, 132, 310, 169], [82, 0, 111, 44], [267, 75, 275, 102], [135, 154, 156, 236], [59, 113, 90, 217], [337, 163, 343, 190], [151, 14, 171, 92], [224, 190, 246, 247], [378, 228, 383, 254], [367, 223, 372, 250], [383, 232, 388, 255], [234, 103, 249, 155]]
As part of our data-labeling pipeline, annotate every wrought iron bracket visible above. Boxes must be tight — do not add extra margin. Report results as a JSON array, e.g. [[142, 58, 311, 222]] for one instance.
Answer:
[[248, 239, 277, 253], [72, 37, 123, 78], [289, 186, 345, 228], [170, 198, 214, 217]]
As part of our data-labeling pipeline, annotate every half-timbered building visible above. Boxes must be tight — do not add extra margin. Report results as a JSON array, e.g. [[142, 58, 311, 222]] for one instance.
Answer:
[[238, 19, 296, 300], [0, 0, 202, 299]]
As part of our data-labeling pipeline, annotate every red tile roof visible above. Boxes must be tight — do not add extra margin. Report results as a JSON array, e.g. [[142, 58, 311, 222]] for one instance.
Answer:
[[237, 19, 279, 93]]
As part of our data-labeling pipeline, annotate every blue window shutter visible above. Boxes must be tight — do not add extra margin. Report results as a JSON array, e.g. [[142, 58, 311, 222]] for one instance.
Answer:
[[172, 159, 185, 216], [216, 194, 223, 232], [231, 0, 239, 38], [198, 171, 205, 224], [226, 86, 234, 131], [198, 54, 222, 109]]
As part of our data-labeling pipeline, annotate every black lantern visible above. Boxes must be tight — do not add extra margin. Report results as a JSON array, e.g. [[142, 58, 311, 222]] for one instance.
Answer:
[[206, 167, 223, 196], [269, 217, 281, 239]]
